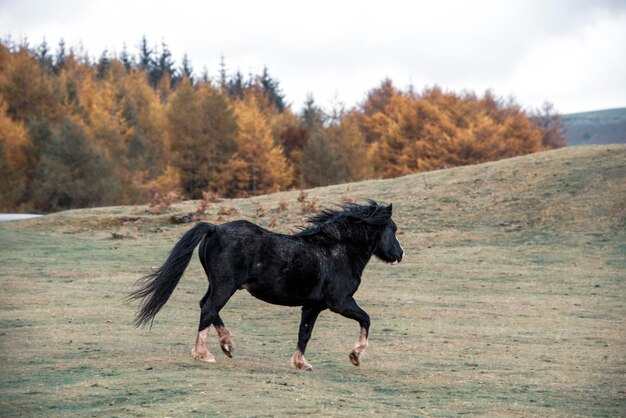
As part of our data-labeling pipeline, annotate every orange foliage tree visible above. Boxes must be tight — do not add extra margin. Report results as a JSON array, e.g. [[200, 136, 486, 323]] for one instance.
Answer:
[[219, 93, 293, 196], [0, 38, 566, 212]]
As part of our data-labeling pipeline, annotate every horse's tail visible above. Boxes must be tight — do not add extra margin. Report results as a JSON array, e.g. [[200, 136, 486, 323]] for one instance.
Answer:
[[128, 222, 215, 327]]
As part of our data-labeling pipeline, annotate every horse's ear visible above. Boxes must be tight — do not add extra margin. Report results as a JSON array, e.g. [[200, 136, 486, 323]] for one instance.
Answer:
[[387, 203, 393, 214]]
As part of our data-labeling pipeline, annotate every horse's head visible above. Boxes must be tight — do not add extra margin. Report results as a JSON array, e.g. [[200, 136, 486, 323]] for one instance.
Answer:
[[373, 204, 404, 265]]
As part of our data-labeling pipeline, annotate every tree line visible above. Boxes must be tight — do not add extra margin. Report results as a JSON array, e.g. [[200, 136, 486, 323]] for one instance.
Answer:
[[0, 37, 565, 213]]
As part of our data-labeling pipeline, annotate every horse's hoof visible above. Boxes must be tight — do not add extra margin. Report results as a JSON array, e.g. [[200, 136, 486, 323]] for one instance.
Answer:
[[294, 364, 313, 372], [349, 351, 361, 366], [292, 362, 313, 372], [220, 344, 234, 358], [192, 351, 216, 363]]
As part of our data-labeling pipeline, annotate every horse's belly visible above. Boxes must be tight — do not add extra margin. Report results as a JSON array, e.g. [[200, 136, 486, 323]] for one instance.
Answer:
[[243, 277, 319, 307], [244, 285, 305, 306]]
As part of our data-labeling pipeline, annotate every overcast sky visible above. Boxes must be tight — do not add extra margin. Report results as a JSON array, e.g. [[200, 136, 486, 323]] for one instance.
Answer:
[[1, 0, 625, 114]]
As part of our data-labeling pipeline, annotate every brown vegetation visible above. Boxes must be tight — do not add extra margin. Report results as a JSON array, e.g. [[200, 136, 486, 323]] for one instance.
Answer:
[[0, 40, 565, 213]]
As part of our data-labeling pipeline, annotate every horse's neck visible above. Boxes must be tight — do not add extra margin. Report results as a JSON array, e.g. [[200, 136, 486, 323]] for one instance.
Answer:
[[342, 228, 380, 275]]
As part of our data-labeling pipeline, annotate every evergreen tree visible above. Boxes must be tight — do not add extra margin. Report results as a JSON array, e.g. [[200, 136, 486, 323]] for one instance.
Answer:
[[302, 94, 326, 131], [300, 95, 342, 187], [0, 100, 29, 210], [301, 131, 341, 187], [327, 114, 372, 182], [259, 66, 285, 112], [180, 53, 194, 83], [30, 117, 119, 212], [218, 54, 227, 92], [35, 39, 54, 74], [227, 70, 245, 100], [119, 43, 132, 71], [54, 39, 66, 73], [96, 49, 111, 79], [138, 36, 154, 75], [153, 41, 175, 89]]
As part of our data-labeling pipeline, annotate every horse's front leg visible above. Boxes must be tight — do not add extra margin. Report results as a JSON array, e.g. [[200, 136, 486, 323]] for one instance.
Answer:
[[331, 298, 370, 366], [291, 306, 323, 371]]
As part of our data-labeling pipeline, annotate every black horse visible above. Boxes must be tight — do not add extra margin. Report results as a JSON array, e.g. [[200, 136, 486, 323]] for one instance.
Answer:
[[129, 201, 404, 371]]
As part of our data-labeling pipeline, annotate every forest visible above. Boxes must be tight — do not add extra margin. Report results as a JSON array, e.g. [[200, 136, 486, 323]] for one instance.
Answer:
[[0, 37, 565, 213]]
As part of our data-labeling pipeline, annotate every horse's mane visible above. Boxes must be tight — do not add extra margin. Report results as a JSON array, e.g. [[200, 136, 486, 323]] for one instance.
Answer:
[[295, 200, 391, 237]]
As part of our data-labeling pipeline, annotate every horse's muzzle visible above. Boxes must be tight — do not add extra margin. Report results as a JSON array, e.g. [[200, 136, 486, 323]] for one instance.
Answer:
[[388, 250, 404, 265]]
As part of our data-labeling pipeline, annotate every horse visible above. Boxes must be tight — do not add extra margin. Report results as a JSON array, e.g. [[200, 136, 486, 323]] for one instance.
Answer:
[[128, 200, 404, 371]]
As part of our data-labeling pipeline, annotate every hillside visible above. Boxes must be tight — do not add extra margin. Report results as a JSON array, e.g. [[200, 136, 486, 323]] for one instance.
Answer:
[[1, 145, 624, 416], [563, 108, 626, 146]]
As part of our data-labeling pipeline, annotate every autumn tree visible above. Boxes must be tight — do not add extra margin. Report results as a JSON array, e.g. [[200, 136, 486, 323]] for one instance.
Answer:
[[276, 113, 308, 187], [327, 112, 372, 182], [0, 46, 57, 122], [168, 77, 238, 198], [119, 70, 170, 183], [220, 93, 292, 196], [363, 85, 548, 177], [0, 38, 566, 212]]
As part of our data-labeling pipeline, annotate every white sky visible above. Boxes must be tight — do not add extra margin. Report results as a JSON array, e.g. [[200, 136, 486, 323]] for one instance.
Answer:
[[1, 0, 625, 114]]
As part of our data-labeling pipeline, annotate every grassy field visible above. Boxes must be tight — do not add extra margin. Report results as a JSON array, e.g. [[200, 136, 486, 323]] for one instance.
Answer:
[[1, 145, 625, 417]]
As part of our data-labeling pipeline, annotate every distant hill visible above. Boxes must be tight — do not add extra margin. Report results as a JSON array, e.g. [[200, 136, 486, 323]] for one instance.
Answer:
[[562, 108, 626, 146]]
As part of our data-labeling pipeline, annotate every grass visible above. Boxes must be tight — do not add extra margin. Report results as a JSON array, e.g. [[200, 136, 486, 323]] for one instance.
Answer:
[[1, 145, 625, 416]]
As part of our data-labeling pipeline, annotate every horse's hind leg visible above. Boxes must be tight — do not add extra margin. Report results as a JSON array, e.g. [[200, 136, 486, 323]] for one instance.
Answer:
[[193, 283, 236, 363], [193, 287, 235, 361], [198, 287, 235, 357], [192, 326, 215, 362], [213, 315, 235, 358], [191, 316, 234, 362], [197, 245, 236, 359], [192, 287, 215, 362]]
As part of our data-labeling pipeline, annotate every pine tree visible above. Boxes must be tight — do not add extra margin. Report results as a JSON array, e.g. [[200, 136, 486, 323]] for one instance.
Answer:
[[153, 41, 175, 90], [138, 36, 152, 69], [179, 53, 194, 84], [259, 66, 285, 112], [96, 49, 111, 79], [119, 43, 132, 72], [0, 99, 29, 210], [327, 114, 372, 182], [300, 95, 342, 187], [35, 39, 54, 74], [54, 39, 66, 73], [227, 70, 245, 100], [30, 117, 119, 212]]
